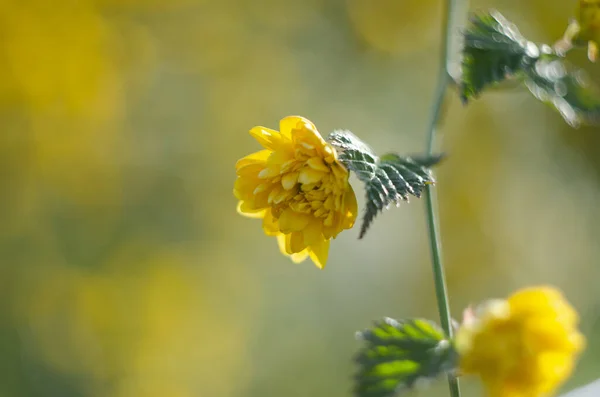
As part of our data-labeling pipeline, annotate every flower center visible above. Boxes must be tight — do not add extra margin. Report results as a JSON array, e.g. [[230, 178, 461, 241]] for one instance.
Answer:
[[257, 150, 347, 227]]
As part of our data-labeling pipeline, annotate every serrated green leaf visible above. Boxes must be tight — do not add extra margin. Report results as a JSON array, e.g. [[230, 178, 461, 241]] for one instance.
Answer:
[[460, 10, 538, 103], [354, 318, 458, 397], [523, 55, 600, 127], [327, 130, 441, 239], [460, 10, 600, 126]]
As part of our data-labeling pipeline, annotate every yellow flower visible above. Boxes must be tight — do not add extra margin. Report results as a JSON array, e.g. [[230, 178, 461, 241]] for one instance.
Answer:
[[455, 286, 585, 397], [234, 116, 358, 269], [557, 0, 600, 61], [576, 0, 600, 61]]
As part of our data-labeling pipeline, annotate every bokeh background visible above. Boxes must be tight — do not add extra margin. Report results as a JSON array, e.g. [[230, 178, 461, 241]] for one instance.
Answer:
[[1, 0, 600, 396]]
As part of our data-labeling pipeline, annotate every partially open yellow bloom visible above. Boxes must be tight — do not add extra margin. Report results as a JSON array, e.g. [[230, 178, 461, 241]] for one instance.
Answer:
[[577, 0, 600, 61], [234, 116, 358, 269], [557, 0, 600, 61], [455, 286, 585, 397]]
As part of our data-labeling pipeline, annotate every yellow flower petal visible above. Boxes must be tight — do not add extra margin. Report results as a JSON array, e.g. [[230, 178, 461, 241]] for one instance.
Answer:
[[281, 171, 299, 190], [262, 209, 279, 236], [237, 201, 266, 219], [538, 351, 574, 380], [291, 120, 326, 150], [323, 145, 338, 164], [278, 208, 311, 233], [306, 157, 329, 172], [276, 234, 309, 263], [322, 224, 336, 240], [298, 167, 325, 185], [249, 127, 286, 150], [302, 219, 323, 246], [342, 185, 358, 229], [331, 162, 348, 180], [290, 251, 309, 263], [233, 176, 261, 200], [235, 149, 270, 170], [236, 163, 264, 177], [279, 115, 314, 139], [287, 231, 306, 254], [276, 233, 287, 255], [252, 191, 269, 210], [258, 164, 280, 179], [509, 287, 578, 322], [308, 238, 330, 269]]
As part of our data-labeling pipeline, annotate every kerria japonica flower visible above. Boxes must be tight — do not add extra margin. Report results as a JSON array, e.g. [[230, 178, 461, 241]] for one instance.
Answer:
[[455, 286, 585, 397], [234, 116, 358, 269]]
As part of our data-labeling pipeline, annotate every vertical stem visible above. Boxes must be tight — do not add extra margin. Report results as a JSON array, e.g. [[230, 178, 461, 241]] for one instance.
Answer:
[[425, 0, 462, 397]]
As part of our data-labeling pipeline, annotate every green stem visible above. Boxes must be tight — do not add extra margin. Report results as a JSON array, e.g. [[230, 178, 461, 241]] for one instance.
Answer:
[[424, 0, 462, 397]]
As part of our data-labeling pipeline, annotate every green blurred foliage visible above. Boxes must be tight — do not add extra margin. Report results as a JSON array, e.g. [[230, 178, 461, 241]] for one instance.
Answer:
[[0, 0, 599, 396]]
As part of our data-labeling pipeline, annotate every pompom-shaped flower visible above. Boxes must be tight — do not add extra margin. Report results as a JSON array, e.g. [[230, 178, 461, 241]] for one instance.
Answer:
[[455, 286, 585, 397], [234, 116, 358, 269]]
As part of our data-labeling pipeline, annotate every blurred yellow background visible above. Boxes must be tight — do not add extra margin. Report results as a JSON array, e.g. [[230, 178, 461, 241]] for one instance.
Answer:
[[1, 0, 600, 396]]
